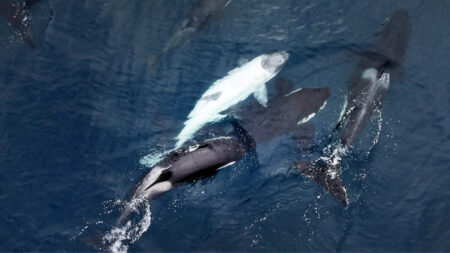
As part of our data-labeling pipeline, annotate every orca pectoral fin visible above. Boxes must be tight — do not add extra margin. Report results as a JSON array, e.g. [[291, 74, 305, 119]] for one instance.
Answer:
[[200, 91, 221, 101], [253, 84, 268, 107], [293, 160, 349, 207]]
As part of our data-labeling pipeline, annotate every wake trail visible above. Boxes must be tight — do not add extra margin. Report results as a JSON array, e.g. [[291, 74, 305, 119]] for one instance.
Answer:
[[103, 203, 152, 253]]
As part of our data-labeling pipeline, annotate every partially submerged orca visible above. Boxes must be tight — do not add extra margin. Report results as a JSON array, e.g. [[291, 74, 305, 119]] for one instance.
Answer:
[[117, 133, 254, 226], [227, 78, 330, 146], [149, 0, 231, 72], [117, 78, 329, 226], [0, 0, 39, 48], [294, 9, 412, 207]]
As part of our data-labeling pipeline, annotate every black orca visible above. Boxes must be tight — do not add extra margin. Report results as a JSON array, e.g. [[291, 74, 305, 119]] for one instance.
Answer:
[[294, 9, 411, 207], [149, 0, 231, 72], [82, 125, 253, 250], [0, 0, 39, 48], [227, 78, 330, 147], [117, 132, 254, 226]]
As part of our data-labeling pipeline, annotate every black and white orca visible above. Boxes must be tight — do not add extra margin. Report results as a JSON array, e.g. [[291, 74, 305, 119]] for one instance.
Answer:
[[117, 133, 254, 226], [294, 9, 412, 207], [118, 78, 330, 225]]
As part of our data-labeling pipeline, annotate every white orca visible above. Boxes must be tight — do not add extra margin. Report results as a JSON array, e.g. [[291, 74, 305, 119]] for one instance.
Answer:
[[175, 51, 290, 148]]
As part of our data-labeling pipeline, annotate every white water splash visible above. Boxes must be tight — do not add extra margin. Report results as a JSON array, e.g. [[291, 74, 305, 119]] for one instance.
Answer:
[[139, 148, 172, 168], [366, 108, 383, 158], [103, 203, 152, 253], [72, 220, 104, 240], [315, 105, 384, 191], [317, 142, 348, 168]]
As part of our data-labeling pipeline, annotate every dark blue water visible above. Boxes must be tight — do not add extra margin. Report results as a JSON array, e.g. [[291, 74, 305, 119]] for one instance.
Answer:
[[1, 0, 449, 251]]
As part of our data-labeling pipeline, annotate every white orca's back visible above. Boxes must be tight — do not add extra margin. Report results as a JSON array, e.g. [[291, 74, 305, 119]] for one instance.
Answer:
[[175, 113, 224, 148]]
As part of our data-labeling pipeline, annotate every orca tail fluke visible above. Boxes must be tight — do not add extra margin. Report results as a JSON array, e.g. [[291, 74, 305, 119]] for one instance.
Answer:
[[293, 160, 349, 207]]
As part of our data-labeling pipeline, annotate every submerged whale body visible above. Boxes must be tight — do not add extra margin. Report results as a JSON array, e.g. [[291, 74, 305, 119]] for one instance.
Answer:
[[175, 51, 289, 148], [294, 9, 412, 207], [150, 0, 231, 72], [0, 0, 39, 48], [227, 78, 330, 146]]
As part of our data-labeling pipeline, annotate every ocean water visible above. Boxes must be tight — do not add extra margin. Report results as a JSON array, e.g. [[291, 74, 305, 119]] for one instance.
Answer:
[[0, 0, 449, 252]]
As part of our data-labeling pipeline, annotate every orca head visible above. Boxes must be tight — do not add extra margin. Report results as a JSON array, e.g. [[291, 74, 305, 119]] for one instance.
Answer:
[[131, 165, 174, 202], [261, 51, 290, 74]]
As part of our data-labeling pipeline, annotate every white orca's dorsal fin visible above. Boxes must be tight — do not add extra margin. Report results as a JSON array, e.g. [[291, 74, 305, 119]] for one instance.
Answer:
[[253, 84, 268, 107]]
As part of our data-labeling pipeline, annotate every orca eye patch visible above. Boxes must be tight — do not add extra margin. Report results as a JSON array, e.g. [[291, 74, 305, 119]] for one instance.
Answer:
[[146, 170, 173, 190], [197, 144, 209, 149]]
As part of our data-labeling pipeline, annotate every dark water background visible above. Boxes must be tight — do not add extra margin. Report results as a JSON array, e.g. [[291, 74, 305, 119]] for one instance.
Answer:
[[0, 0, 449, 251]]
